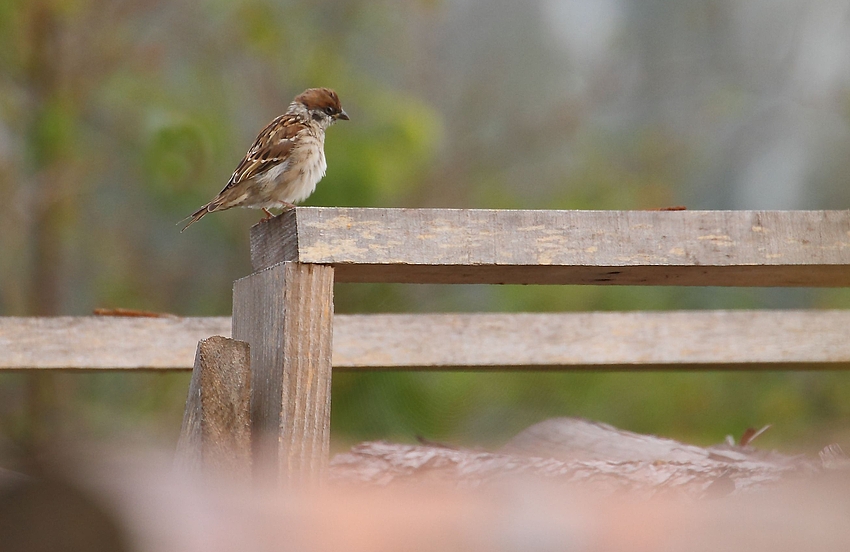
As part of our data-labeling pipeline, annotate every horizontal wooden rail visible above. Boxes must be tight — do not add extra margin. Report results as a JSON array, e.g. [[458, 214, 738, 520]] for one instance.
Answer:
[[0, 317, 230, 370], [250, 208, 850, 286], [333, 311, 850, 371], [2, 311, 849, 371]]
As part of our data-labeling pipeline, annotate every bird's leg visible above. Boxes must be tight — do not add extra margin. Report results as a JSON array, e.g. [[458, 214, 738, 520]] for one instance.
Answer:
[[261, 208, 274, 220], [282, 202, 296, 211]]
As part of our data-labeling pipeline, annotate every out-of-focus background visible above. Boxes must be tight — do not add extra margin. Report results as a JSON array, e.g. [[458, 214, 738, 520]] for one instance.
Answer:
[[1, 0, 850, 465]]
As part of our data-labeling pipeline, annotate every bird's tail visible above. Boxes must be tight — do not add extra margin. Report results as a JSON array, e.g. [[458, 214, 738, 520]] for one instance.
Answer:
[[179, 204, 212, 232]]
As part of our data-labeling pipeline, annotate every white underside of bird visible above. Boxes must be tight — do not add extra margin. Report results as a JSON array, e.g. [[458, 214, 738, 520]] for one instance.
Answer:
[[249, 135, 327, 208]]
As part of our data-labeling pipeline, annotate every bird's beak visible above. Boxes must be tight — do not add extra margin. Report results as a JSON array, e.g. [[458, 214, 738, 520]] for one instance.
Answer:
[[336, 109, 350, 121]]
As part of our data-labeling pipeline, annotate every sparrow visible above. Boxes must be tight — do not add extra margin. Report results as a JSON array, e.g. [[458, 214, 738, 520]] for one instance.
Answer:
[[181, 87, 349, 231]]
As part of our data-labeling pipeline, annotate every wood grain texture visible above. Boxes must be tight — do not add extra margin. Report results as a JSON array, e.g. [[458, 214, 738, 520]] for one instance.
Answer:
[[176, 336, 251, 477], [250, 208, 850, 285], [2, 311, 849, 371], [232, 262, 334, 485], [332, 421, 810, 496], [501, 418, 772, 464], [0, 316, 230, 370], [331, 310, 850, 371]]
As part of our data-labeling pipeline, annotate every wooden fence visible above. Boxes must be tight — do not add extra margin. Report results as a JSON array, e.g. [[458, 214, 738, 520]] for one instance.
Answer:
[[2, 208, 849, 483]]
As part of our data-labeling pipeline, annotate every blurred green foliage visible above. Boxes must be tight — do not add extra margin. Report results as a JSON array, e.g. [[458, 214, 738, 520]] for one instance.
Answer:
[[1, 0, 850, 465]]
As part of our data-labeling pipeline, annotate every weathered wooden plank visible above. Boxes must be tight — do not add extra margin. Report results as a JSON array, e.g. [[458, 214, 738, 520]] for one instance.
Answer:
[[175, 336, 251, 477], [332, 419, 808, 494], [0, 316, 231, 370], [250, 208, 850, 285], [232, 262, 334, 485], [2, 311, 850, 371], [332, 310, 850, 370]]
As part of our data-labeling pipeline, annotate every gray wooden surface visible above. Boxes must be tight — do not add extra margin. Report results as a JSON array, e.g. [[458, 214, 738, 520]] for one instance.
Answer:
[[250, 208, 850, 285], [3, 310, 850, 370], [332, 310, 850, 370], [175, 336, 251, 477], [0, 316, 231, 369], [233, 262, 334, 485]]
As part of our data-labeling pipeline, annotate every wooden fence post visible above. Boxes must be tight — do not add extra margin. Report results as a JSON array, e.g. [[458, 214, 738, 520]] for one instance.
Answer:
[[232, 261, 334, 486], [176, 336, 251, 478]]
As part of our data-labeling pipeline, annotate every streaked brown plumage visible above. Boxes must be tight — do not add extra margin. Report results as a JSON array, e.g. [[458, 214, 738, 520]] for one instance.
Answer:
[[181, 88, 348, 231]]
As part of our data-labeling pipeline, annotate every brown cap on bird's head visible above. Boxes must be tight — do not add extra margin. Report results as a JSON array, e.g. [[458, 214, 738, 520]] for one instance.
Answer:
[[294, 88, 349, 120]]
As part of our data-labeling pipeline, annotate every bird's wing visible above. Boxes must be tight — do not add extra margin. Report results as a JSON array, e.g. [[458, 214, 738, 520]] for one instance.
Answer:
[[219, 115, 307, 192]]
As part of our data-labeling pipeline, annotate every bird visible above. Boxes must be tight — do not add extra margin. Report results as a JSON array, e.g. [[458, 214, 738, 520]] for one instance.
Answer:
[[181, 87, 349, 231]]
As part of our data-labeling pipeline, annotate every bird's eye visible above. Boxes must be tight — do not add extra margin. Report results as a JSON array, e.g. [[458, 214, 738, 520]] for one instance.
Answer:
[[324, 106, 335, 115]]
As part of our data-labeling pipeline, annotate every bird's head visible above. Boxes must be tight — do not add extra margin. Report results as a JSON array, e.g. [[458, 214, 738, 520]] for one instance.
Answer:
[[293, 87, 349, 129]]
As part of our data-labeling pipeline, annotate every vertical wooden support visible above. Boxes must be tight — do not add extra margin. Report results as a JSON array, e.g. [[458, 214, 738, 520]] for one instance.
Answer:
[[176, 336, 252, 479], [232, 261, 334, 486]]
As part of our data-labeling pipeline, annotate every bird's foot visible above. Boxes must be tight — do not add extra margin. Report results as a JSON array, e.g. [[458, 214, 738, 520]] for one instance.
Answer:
[[282, 202, 296, 211], [261, 208, 274, 220]]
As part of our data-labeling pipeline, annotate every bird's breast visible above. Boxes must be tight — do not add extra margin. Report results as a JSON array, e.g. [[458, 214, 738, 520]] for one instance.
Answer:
[[273, 136, 327, 204]]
